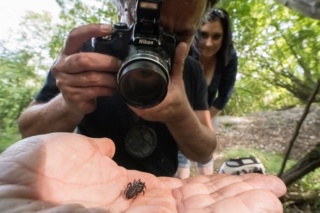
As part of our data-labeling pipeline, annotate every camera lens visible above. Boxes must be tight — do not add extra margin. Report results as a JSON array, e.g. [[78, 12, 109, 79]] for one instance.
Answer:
[[118, 58, 169, 108]]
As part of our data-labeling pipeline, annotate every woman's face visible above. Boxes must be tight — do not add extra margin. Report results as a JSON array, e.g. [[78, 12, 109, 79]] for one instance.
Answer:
[[198, 19, 223, 59]]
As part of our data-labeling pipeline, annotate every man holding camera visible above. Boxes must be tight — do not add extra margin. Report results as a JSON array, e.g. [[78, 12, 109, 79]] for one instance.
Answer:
[[19, 0, 218, 177], [14, 1, 287, 211]]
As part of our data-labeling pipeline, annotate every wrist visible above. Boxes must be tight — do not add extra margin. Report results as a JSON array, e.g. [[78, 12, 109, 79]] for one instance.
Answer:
[[57, 95, 84, 124], [166, 104, 195, 126]]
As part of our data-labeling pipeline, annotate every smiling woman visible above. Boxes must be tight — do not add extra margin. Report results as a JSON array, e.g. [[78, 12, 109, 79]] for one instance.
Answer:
[[0, 0, 60, 39]]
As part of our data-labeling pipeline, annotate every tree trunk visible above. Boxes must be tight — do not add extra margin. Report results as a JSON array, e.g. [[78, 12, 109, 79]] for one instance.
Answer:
[[280, 143, 320, 186], [285, 191, 319, 202], [276, 0, 320, 19], [278, 79, 320, 177]]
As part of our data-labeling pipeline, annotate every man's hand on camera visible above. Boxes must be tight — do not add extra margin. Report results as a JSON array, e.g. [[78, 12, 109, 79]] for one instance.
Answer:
[[52, 24, 121, 116], [131, 42, 191, 123]]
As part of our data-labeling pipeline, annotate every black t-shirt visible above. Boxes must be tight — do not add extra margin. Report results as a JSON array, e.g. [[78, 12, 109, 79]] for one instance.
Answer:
[[35, 45, 208, 177]]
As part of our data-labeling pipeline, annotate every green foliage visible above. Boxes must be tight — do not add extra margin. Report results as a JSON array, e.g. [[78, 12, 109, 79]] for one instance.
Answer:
[[0, 133, 21, 153], [218, 0, 320, 115], [0, 2, 320, 210], [0, 0, 118, 139], [0, 0, 318, 130], [0, 11, 56, 137], [0, 46, 41, 135], [56, 0, 117, 24], [297, 170, 320, 192], [49, 0, 117, 58]]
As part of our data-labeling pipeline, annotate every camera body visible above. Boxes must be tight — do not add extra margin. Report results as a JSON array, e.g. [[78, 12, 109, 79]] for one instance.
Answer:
[[92, 0, 178, 108]]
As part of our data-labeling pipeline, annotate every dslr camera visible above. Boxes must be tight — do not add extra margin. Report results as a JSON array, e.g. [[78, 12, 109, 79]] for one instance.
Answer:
[[92, 0, 178, 108]]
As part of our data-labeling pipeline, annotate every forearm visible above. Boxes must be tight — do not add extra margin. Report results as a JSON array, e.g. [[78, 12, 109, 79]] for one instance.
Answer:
[[166, 108, 217, 164], [210, 106, 221, 118], [18, 94, 83, 138]]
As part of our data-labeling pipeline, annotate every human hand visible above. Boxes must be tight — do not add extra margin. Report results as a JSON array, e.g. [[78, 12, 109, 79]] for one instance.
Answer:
[[52, 24, 121, 115], [131, 42, 192, 123], [0, 133, 286, 213]]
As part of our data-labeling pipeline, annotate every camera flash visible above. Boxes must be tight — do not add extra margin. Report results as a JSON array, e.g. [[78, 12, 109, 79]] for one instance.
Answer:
[[140, 2, 158, 10]]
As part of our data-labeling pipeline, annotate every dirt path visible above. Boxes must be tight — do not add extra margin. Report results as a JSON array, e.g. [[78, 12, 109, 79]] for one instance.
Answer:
[[214, 105, 320, 161]]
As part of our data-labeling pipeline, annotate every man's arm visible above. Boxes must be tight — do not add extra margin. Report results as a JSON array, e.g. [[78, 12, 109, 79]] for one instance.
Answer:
[[18, 24, 120, 138], [18, 95, 83, 138], [210, 106, 221, 118], [132, 43, 216, 163], [166, 46, 216, 163], [166, 108, 216, 164]]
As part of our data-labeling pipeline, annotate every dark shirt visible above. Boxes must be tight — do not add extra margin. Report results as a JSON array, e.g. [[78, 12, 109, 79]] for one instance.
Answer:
[[35, 44, 208, 177], [208, 49, 238, 110]]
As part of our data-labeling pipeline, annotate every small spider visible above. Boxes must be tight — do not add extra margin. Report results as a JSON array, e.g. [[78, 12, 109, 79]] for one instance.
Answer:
[[124, 179, 146, 199]]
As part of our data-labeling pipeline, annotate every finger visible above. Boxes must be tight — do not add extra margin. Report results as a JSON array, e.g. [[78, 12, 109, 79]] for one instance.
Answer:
[[184, 174, 218, 184], [207, 190, 283, 213], [241, 174, 287, 198], [90, 137, 116, 159], [39, 133, 116, 160], [62, 52, 121, 74], [170, 42, 188, 80], [236, 190, 283, 213], [204, 174, 286, 200], [174, 183, 210, 201], [31, 133, 118, 180], [159, 177, 184, 189], [62, 86, 116, 102], [62, 24, 113, 56], [174, 183, 218, 212], [56, 71, 117, 89]]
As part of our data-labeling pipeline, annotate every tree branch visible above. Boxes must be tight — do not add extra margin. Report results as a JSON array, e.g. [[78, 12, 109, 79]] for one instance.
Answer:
[[276, 0, 320, 19], [278, 78, 320, 179]]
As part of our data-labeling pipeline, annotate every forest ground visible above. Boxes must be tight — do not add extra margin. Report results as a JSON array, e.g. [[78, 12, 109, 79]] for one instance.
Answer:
[[191, 105, 320, 173], [211, 105, 320, 212]]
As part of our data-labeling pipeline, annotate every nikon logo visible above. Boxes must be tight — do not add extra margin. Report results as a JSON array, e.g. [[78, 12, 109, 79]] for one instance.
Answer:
[[139, 39, 154, 45]]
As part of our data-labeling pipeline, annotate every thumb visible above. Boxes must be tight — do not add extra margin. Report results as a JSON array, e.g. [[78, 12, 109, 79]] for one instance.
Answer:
[[90, 137, 116, 158], [170, 42, 188, 81]]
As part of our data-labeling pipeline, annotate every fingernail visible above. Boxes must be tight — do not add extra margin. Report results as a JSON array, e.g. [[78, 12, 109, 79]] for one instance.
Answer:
[[100, 24, 112, 33], [117, 60, 122, 68]]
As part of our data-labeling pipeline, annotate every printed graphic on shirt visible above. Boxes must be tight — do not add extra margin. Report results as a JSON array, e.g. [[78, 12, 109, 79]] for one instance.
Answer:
[[125, 125, 157, 158]]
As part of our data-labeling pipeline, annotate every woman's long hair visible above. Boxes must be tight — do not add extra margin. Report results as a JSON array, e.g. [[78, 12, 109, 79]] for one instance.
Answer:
[[190, 8, 234, 66]]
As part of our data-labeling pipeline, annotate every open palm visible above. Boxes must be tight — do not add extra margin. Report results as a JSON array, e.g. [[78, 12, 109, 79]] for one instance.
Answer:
[[0, 133, 286, 212]]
